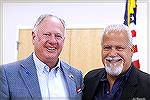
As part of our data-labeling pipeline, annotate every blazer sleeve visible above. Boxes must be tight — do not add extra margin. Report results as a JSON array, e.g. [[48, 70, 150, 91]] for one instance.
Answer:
[[0, 65, 10, 100]]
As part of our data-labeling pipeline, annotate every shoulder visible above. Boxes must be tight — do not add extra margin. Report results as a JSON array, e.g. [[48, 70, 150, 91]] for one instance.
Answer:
[[0, 54, 33, 73], [130, 67, 150, 97], [84, 68, 105, 81], [129, 66, 150, 89], [133, 67, 150, 82], [0, 60, 23, 71], [0, 60, 24, 81]]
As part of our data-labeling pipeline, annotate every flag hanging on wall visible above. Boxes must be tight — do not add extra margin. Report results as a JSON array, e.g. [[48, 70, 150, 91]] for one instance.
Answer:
[[123, 0, 140, 69]]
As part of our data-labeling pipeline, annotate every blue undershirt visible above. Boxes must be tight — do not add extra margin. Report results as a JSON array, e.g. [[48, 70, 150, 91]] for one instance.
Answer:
[[94, 66, 132, 100]]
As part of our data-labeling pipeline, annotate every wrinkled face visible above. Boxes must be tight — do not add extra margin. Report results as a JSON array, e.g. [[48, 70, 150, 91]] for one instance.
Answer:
[[32, 17, 65, 63], [101, 31, 133, 76]]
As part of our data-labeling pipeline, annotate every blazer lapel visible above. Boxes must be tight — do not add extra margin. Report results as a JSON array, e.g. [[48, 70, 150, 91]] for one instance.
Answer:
[[89, 72, 104, 100], [83, 68, 105, 100], [65, 71, 77, 97], [19, 54, 42, 99], [60, 62, 79, 97], [120, 66, 138, 99]]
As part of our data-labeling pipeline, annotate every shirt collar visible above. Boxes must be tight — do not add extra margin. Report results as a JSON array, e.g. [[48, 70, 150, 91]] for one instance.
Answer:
[[100, 71, 107, 81], [33, 52, 61, 76], [123, 65, 133, 80], [48, 59, 61, 77]]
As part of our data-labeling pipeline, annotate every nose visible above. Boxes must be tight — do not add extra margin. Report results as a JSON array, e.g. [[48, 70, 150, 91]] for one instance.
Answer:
[[48, 35, 57, 44], [109, 49, 118, 57]]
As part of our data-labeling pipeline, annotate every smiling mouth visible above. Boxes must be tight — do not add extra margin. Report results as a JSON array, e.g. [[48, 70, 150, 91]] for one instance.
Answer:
[[46, 47, 56, 52], [105, 57, 123, 63], [106, 59, 122, 62]]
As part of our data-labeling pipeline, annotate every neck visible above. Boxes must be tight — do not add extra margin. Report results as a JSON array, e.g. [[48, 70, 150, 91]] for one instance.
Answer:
[[46, 59, 59, 69], [107, 74, 118, 92], [34, 52, 59, 69]]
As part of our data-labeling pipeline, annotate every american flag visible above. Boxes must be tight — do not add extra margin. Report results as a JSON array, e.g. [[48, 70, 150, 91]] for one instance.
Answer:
[[124, 0, 140, 69]]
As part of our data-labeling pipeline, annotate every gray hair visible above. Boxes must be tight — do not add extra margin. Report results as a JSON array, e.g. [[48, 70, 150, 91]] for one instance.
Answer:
[[102, 24, 133, 48], [32, 14, 66, 36]]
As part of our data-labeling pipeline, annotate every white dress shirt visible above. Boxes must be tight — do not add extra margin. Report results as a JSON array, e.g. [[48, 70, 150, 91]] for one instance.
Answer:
[[33, 53, 69, 100]]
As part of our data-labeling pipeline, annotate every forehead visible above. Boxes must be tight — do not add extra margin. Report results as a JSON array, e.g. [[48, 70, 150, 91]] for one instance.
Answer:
[[102, 31, 129, 46], [41, 17, 62, 26], [37, 17, 64, 33]]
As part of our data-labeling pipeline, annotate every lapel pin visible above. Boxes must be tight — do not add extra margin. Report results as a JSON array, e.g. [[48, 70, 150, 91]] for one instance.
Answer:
[[69, 74, 74, 78], [26, 71, 30, 75]]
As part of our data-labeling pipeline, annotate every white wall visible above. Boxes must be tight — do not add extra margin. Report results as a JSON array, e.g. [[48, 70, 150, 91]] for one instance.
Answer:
[[2, 2, 149, 73]]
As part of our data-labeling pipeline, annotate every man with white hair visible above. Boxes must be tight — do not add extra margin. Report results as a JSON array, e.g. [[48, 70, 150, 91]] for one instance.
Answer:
[[83, 24, 150, 100]]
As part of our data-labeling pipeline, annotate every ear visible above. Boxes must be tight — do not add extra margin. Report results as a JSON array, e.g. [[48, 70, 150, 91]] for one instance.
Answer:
[[63, 37, 65, 42], [32, 31, 36, 44]]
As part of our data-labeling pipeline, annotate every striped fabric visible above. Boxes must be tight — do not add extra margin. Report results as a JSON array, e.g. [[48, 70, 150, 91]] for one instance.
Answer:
[[123, 0, 140, 69]]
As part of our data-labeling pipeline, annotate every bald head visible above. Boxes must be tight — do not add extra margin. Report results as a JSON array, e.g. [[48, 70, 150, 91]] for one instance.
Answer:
[[32, 14, 66, 34]]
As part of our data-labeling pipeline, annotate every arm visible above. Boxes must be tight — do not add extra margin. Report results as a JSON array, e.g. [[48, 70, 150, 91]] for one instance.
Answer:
[[0, 65, 10, 100]]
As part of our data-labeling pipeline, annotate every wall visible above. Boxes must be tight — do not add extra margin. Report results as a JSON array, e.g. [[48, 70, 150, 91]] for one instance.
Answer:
[[0, 2, 2, 64], [2, 2, 149, 73], [148, 1, 150, 74]]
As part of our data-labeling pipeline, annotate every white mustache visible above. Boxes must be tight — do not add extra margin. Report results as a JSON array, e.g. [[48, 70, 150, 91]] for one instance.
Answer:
[[105, 56, 123, 62]]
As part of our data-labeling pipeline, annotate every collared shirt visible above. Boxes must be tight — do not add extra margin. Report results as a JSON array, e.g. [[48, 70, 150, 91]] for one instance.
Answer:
[[94, 66, 133, 100], [33, 53, 69, 100]]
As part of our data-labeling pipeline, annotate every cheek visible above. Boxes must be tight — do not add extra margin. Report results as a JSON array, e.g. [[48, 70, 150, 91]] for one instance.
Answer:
[[123, 50, 133, 58], [101, 51, 108, 61], [124, 54, 132, 62], [58, 41, 64, 47], [102, 50, 109, 57], [34, 38, 45, 48], [119, 52, 132, 65]]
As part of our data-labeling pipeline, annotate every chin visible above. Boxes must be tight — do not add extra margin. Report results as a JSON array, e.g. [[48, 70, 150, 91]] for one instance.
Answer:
[[48, 54, 59, 59]]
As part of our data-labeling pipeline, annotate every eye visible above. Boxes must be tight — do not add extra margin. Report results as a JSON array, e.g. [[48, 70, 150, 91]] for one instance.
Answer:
[[116, 46, 125, 51], [55, 34, 64, 40], [43, 33, 50, 37], [103, 45, 112, 51]]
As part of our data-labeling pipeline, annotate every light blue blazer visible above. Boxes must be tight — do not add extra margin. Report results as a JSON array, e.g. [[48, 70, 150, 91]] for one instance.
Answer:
[[0, 54, 84, 100]]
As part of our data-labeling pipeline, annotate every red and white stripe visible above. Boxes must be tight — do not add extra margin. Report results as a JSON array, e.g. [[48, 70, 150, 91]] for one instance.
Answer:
[[130, 23, 140, 69]]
